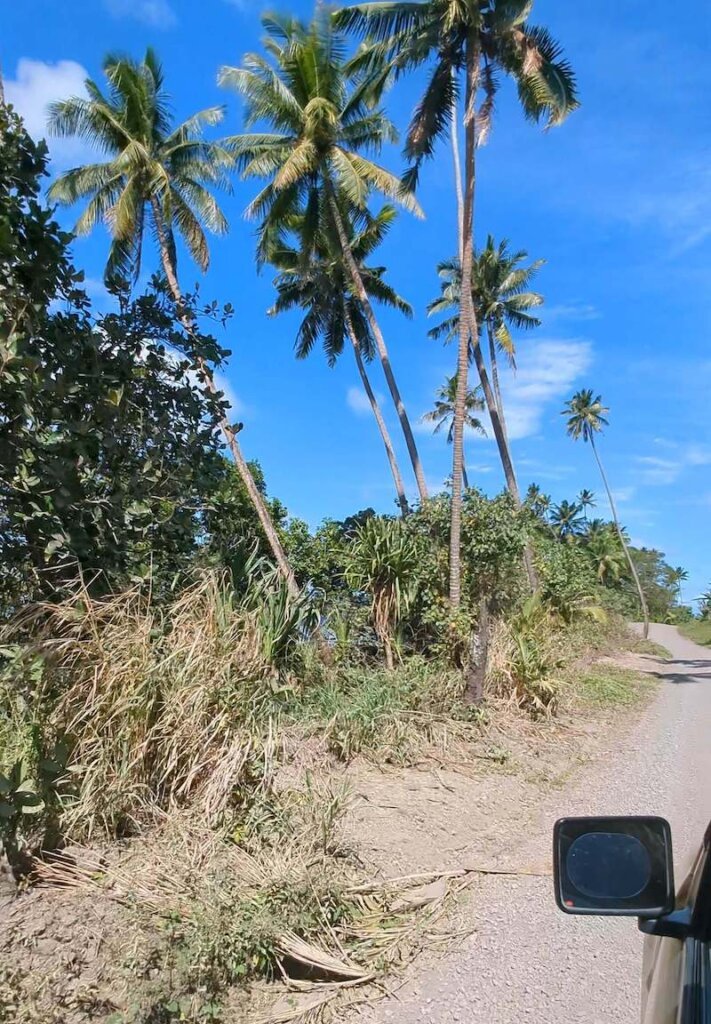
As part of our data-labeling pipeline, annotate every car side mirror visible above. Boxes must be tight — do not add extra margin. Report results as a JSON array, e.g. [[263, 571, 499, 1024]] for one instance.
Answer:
[[554, 816, 675, 919]]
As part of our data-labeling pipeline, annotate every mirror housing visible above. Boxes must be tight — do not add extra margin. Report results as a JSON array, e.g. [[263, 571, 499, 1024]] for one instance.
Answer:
[[554, 816, 675, 918]]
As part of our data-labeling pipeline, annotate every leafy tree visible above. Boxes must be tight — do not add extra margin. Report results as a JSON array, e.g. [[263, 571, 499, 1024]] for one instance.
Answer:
[[562, 389, 649, 636], [422, 373, 485, 488], [336, 0, 577, 606], [268, 203, 412, 517], [46, 50, 296, 594], [219, 11, 429, 504]]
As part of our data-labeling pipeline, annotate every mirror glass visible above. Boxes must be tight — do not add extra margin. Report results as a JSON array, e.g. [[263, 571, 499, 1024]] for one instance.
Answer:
[[567, 831, 652, 899]]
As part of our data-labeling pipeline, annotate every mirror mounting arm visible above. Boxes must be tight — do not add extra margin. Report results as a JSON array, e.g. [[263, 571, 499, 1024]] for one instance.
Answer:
[[638, 907, 692, 941]]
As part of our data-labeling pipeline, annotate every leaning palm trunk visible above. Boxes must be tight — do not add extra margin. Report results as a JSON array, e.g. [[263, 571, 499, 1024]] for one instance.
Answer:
[[150, 200, 298, 598], [590, 435, 650, 638], [449, 39, 480, 609], [450, 73, 464, 260], [344, 310, 409, 518], [487, 323, 509, 444], [327, 189, 429, 506]]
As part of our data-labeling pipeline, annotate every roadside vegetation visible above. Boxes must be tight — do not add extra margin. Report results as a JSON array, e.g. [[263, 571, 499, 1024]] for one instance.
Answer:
[[0, 5, 705, 1020]]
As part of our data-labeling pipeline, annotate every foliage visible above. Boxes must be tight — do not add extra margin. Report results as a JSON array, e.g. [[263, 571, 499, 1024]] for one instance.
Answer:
[[0, 571, 318, 842], [47, 50, 232, 283], [422, 374, 486, 444], [680, 618, 711, 647], [345, 516, 421, 668]]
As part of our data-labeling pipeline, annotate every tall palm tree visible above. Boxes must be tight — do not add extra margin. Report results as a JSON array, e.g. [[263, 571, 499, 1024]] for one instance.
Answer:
[[578, 488, 596, 520], [667, 566, 689, 604], [46, 50, 298, 595], [563, 389, 650, 637], [428, 236, 544, 486], [335, 0, 577, 607], [268, 203, 412, 517], [422, 374, 486, 489], [218, 12, 429, 504]]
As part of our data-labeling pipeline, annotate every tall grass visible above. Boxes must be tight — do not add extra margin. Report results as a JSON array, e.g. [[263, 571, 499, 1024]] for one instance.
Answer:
[[0, 571, 315, 840]]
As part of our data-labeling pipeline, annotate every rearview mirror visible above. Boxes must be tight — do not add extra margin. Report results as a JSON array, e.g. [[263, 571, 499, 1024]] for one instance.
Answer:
[[554, 816, 674, 918]]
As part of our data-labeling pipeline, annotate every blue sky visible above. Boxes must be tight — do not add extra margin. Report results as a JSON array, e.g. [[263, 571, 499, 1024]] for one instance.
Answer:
[[4, 0, 710, 606]]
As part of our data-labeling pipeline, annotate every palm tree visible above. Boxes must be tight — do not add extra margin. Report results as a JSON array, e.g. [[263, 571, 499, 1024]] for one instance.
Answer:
[[428, 236, 544, 483], [335, 0, 577, 607], [549, 499, 584, 542], [667, 566, 689, 604], [46, 50, 298, 596], [562, 389, 650, 637], [524, 482, 551, 521], [48, 49, 232, 283], [578, 488, 596, 520], [218, 12, 429, 504], [585, 525, 626, 584], [268, 203, 412, 517], [422, 374, 486, 488]]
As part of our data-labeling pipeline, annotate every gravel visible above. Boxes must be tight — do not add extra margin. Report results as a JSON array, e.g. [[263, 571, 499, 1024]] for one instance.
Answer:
[[357, 625, 711, 1024]]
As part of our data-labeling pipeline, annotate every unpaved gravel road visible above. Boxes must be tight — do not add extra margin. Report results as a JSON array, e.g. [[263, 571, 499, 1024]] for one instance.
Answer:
[[360, 624, 711, 1024]]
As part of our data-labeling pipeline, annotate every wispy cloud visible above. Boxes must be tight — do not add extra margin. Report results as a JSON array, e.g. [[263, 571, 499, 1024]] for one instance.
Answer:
[[544, 303, 601, 325], [636, 444, 711, 486], [612, 486, 636, 504], [5, 59, 91, 167], [347, 386, 381, 417], [491, 338, 593, 442], [104, 0, 177, 28]]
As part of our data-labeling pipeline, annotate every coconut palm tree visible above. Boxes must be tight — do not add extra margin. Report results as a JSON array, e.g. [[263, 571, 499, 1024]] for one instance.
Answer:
[[46, 50, 298, 595], [268, 203, 412, 517], [585, 525, 626, 584], [335, 0, 577, 606], [218, 11, 429, 504], [47, 49, 232, 284], [524, 483, 551, 521], [667, 565, 689, 604], [428, 236, 544, 474], [578, 488, 596, 520], [562, 389, 650, 637], [422, 374, 486, 488], [549, 499, 584, 542]]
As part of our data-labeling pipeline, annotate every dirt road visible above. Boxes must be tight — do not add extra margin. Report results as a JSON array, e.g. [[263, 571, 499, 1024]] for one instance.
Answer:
[[359, 625, 711, 1024]]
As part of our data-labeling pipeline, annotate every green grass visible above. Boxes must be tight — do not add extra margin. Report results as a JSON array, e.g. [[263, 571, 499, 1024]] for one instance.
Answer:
[[288, 658, 478, 761], [632, 637, 671, 659], [571, 665, 658, 709], [680, 620, 711, 647]]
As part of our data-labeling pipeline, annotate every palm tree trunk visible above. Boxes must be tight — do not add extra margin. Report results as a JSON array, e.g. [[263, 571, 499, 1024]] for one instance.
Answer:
[[450, 72, 464, 260], [149, 199, 298, 598], [344, 310, 409, 519], [590, 435, 649, 637], [487, 322, 509, 443], [449, 38, 480, 609], [474, 327, 538, 591], [327, 189, 429, 505]]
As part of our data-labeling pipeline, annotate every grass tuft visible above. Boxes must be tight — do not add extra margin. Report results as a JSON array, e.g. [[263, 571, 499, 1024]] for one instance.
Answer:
[[571, 664, 657, 708]]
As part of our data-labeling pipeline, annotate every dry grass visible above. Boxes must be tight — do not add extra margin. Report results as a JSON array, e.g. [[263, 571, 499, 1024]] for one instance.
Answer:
[[3, 572, 283, 840]]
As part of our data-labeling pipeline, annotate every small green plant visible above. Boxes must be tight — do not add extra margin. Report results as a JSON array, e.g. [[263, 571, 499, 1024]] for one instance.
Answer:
[[573, 665, 656, 708], [0, 760, 44, 861]]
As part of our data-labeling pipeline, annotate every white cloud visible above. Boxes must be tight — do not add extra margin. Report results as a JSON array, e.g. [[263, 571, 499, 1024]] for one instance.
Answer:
[[612, 486, 636, 504], [5, 59, 91, 167], [213, 373, 244, 417], [104, 0, 177, 27], [544, 303, 601, 325], [635, 444, 710, 486], [492, 338, 593, 442], [347, 386, 381, 417]]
